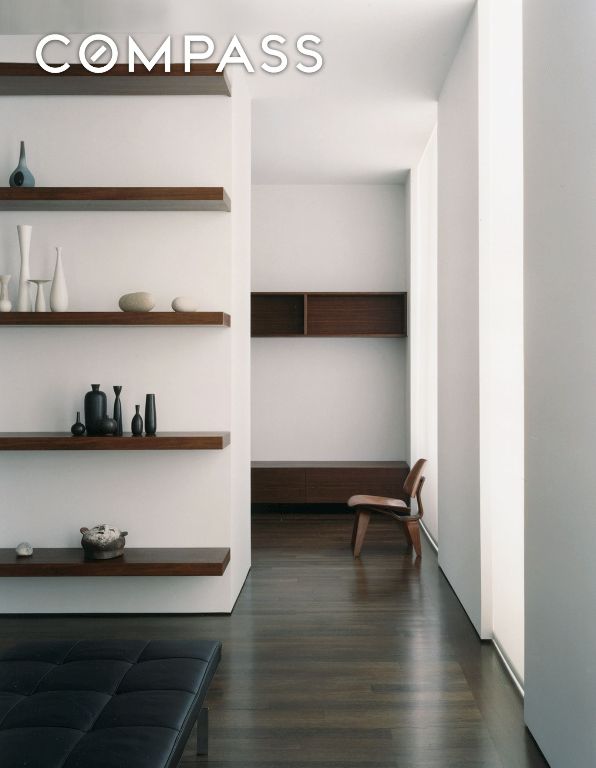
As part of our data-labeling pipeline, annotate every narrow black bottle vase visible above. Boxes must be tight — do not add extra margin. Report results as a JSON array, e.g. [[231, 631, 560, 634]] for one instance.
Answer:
[[84, 385, 107, 436], [131, 405, 143, 436], [145, 394, 156, 436], [113, 386, 123, 437]]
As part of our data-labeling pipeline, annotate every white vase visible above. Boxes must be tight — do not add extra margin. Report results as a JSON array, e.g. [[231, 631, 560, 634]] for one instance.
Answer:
[[16, 224, 32, 312], [29, 280, 50, 312], [0, 275, 11, 312], [50, 246, 68, 312]]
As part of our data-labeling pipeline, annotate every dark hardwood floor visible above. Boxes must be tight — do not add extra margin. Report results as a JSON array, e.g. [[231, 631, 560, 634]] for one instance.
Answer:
[[0, 515, 549, 768]]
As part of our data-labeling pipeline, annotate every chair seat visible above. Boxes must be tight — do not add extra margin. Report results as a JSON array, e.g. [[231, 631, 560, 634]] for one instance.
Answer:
[[348, 494, 408, 510], [349, 459, 427, 559]]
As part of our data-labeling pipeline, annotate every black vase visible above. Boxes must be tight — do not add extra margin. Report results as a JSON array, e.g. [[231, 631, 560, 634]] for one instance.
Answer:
[[98, 414, 117, 435], [71, 411, 86, 437], [145, 394, 156, 436], [113, 386, 123, 437], [84, 385, 107, 436], [131, 405, 143, 436]]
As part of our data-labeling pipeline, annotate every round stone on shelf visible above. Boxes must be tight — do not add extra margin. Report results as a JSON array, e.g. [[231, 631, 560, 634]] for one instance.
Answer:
[[172, 296, 198, 312], [118, 291, 155, 312]]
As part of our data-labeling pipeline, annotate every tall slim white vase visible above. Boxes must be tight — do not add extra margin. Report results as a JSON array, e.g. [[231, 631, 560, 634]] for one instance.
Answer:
[[50, 246, 68, 312], [16, 224, 32, 312]]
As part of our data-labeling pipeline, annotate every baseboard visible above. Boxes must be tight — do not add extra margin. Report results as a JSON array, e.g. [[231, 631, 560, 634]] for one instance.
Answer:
[[420, 520, 438, 552], [420, 521, 525, 698], [492, 636, 524, 697]]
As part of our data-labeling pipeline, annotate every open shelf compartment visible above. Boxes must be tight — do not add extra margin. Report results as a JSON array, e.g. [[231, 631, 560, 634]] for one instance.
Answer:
[[251, 293, 306, 337]]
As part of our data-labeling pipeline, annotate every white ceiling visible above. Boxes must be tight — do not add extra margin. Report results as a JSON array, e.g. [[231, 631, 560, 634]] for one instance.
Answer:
[[0, 0, 475, 184]]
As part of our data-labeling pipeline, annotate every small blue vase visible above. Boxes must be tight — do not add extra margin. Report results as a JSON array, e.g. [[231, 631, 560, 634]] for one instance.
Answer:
[[9, 141, 35, 188]]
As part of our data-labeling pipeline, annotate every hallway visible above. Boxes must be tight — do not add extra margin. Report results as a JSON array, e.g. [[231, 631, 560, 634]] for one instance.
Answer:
[[0, 516, 548, 767]]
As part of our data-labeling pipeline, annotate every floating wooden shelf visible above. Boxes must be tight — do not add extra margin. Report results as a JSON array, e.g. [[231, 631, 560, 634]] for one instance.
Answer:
[[0, 547, 230, 577], [252, 461, 410, 504], [0, 62, 230, 97], [0, 312, 231, 327], [251, 292, 408, 337], [0, 187, 231, 212], [0, 432, 230, 451]]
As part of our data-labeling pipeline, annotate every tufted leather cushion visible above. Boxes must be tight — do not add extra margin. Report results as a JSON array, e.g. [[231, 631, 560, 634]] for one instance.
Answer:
[[0, 639, 221, 768]]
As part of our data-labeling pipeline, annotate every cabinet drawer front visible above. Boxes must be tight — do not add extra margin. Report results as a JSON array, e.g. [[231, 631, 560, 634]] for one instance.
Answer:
[[251, 468, 306, 503], [306, 294, 406, 336], [306, 468, 408, 503]]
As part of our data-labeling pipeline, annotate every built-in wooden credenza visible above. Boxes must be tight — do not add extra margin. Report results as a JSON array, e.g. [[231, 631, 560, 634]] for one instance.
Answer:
[[251, 461, 409, 504]]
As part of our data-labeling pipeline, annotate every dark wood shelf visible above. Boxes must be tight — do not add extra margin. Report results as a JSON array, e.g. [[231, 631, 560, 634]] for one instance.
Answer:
[[0, 187, 231, 212], [0, 432, 230, 451], [0, 62, 230, 97], [252, 461, 410, 504], [0, 312, 231, 327], [251, 292, 407, 337], [0, 547, 230, 577]]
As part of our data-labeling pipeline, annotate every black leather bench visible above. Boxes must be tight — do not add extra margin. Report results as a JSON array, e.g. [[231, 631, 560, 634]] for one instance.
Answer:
[[0, 639, 221, 768]]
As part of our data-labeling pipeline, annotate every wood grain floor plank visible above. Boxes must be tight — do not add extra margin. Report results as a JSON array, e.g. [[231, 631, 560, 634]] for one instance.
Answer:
[[0, 515, 549, 767]]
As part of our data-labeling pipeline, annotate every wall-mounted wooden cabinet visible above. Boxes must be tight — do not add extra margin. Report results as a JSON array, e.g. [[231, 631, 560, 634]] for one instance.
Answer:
[[251, 292, 407, 337]]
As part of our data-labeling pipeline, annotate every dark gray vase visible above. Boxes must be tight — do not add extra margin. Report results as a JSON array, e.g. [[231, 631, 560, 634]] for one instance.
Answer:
[[84, 385, 107, 436], [98, 414, 117, 435], [9, 141, 35, 188], [113, 386, 123, 437], [131, 405, 143, 436], [70, 411, 86, 437], [145, 394, 156, 436]]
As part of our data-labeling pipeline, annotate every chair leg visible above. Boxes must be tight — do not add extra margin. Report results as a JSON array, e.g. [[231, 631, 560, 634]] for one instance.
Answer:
[[351, 512, 360, 550], [405, 520, 422, 557], [353, 511, 371, 558], [401, 523, 413, 550]]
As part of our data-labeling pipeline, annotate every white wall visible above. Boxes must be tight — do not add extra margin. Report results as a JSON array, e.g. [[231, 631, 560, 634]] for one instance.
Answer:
[[524, 1, 596, 764], [230, 75, 252, 600], [409, 128, 438, 541], [437, 9, 482, 632], [0, 36, 251, 612], [436, 3, 524, 673], [478, 0, 524, 681], [251, 184, 408, 462]]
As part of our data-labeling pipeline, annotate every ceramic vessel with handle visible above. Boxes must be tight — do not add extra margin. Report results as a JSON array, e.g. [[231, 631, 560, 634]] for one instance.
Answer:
[[80, 524, 128, 560]]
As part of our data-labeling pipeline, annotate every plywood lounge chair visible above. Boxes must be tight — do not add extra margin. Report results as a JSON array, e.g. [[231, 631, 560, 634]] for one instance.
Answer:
[[348, 458, 427, 558]]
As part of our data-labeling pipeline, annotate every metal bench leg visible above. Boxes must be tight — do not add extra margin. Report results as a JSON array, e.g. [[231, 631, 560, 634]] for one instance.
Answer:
[[196, 707, 209, 755]]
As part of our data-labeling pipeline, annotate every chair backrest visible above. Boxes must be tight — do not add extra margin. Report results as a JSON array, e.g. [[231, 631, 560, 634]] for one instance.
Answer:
[[403, 458, 427, 517]]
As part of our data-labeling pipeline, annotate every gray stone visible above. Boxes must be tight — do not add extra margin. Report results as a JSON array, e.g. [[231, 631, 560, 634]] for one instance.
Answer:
[[118, 291, 155, 312], [172, 296, 198, 312]]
